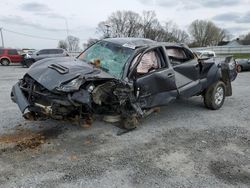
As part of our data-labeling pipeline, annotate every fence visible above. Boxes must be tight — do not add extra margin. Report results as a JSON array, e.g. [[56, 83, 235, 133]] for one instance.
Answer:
[[191, 45, 250, 54], [68, 51, 81, 57]]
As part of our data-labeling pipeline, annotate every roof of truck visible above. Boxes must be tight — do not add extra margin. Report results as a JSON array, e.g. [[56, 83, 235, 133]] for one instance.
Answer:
[[103, 38, 187, 49]]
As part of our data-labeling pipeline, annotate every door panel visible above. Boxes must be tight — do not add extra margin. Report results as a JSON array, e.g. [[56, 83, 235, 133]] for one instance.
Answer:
[[7, 50, 21, 62], [247, 59, 250, 69], [173, 59, 201, 97], [136, 68, 178, 108]]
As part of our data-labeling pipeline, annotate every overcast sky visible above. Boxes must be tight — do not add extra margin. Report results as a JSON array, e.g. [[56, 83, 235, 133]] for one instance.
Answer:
[[0, 0, 250, 49]]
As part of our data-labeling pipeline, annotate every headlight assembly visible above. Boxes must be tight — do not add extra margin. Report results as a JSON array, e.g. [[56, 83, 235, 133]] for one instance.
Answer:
[[56, 77, 84, 92]]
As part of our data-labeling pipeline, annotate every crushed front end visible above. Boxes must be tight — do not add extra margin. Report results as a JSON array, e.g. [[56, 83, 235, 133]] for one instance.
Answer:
[[11, 74, 136, 122]]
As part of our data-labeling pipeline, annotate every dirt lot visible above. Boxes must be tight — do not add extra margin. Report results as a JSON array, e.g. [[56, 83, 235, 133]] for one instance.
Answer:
[[0, 65, 250, 188]]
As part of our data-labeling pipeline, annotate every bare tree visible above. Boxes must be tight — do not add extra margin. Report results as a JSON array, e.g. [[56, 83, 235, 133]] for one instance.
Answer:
[[57, 40, 68, 50], [162, 22, 189, 43], [67, 35, 80, 52], [97, 21, 110, 38], [97, 11, 141, 38], [140, 11, 160, 39], [189, 20, 228, 47], [173, 29, 190, 43], [83, 38, 99, 49], [243, 32, 250, 40], [97, 10, 189, 44]]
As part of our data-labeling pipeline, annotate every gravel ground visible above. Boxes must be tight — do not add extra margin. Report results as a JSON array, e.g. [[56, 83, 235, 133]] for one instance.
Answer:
[[0, 65, 250, 188]]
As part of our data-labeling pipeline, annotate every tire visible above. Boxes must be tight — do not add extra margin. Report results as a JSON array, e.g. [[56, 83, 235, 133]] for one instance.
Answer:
[[204, 81, 226, 110], [121, 116, 138, 130], [1, 59, 10, 66], [25, 59, 34, 68], [237, 65, 243, 73]]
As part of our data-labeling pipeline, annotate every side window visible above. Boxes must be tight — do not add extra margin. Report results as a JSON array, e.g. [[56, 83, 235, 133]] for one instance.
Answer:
[[49, 49, 57, 54], [38, 50, 47, 55], [57, 49, 63, 54], [0, 49, 4, 55], [8, 49, 18, 55], [131, 50, 161, 75], [165, 47, 193, 66]]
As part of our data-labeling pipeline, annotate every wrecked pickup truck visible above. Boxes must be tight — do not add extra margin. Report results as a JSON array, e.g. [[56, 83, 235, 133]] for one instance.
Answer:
[[11, 38, 237, 129]]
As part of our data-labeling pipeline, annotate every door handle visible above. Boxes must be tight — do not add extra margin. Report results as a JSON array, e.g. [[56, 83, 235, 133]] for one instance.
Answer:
[[167, 73, 174, 78]]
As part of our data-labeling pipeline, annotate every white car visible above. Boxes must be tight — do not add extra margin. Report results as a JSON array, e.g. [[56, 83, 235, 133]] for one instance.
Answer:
[[196, 51, 216, 59]]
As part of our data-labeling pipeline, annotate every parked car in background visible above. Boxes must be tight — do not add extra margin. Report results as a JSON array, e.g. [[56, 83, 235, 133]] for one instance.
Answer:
[[22, 48, 69, 67], [22, 49, 36, 55], [235, 59, 250, 72], [196, 50, 216, 59], [0, 48, 23, 66]]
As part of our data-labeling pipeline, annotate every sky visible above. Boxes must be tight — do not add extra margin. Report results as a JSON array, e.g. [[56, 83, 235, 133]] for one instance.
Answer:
[[0, 0, 250, 49]]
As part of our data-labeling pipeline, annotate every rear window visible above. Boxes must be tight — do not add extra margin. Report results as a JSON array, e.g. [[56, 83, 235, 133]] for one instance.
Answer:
[[0, 49, 3, 55], [165, 48, 187, 59], [57, 49, 64, 54], [39, 50, 49, 55], [7, 49, 18, 55]]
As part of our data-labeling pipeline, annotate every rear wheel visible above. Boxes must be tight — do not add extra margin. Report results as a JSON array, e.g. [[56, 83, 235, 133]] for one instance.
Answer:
[[1, 59, 10, 66], [204, 81, 226, 110], [237, 65, 243, 72]]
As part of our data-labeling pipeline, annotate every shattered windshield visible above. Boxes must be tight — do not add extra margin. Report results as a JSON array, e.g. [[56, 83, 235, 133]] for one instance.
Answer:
[[78, 41, 134, 78]]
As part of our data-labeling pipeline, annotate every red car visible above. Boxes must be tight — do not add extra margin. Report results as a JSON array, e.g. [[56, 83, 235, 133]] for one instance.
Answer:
[[0, 48, 23, 66]]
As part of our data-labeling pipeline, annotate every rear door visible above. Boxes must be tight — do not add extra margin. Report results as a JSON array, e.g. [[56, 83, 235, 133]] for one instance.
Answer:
[[247, 59, 250, 69], [165, 47, 202, 98], [36, 49, 50, 61], [130, 46, 178, 108], [7, 49, 22, 63], [49, 49, 59, 58]]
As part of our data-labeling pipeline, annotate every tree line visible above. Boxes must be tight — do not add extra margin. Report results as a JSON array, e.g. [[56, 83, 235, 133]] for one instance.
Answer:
[[58, 10, 250, 51]]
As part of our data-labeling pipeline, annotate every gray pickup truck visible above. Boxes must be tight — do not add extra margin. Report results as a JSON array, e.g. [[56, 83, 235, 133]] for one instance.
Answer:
[[11, 38, 237, 129]]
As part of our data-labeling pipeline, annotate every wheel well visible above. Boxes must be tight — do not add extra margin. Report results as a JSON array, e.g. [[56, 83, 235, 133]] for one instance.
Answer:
[[0, 57, 11, 63]]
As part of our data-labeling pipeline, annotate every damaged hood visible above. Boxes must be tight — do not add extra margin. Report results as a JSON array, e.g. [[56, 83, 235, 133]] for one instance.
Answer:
[[26, 57, 115, 91]]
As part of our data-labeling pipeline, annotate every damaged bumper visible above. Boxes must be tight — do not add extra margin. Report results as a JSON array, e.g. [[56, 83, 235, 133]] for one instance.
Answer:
[[11, 83, 30, 113], [11, 77, 93, 120]]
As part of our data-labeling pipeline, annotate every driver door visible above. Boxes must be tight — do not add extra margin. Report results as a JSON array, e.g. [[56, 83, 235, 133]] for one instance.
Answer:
[[130, 47, 178, 109]]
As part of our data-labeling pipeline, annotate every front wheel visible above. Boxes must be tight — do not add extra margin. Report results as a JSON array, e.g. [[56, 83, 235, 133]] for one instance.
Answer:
[[204, 81, 226, 110], [120, 115, 138, 130]]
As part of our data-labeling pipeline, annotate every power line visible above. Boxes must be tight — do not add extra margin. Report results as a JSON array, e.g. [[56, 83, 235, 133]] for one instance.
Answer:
[[1, 27, 90, 42], [2, 28, 62, 41]]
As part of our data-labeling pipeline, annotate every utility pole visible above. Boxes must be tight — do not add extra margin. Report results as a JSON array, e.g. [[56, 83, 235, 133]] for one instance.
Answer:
[[0, 28, 4, 48], [63, 18, 70, 53]]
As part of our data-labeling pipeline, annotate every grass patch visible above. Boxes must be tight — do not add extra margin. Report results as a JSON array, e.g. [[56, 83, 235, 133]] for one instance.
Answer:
[[219, 53, 250, 59]]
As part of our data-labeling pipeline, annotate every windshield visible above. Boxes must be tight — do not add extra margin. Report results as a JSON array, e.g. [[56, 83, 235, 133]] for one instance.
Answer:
[[78, 41, 134, 78]]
